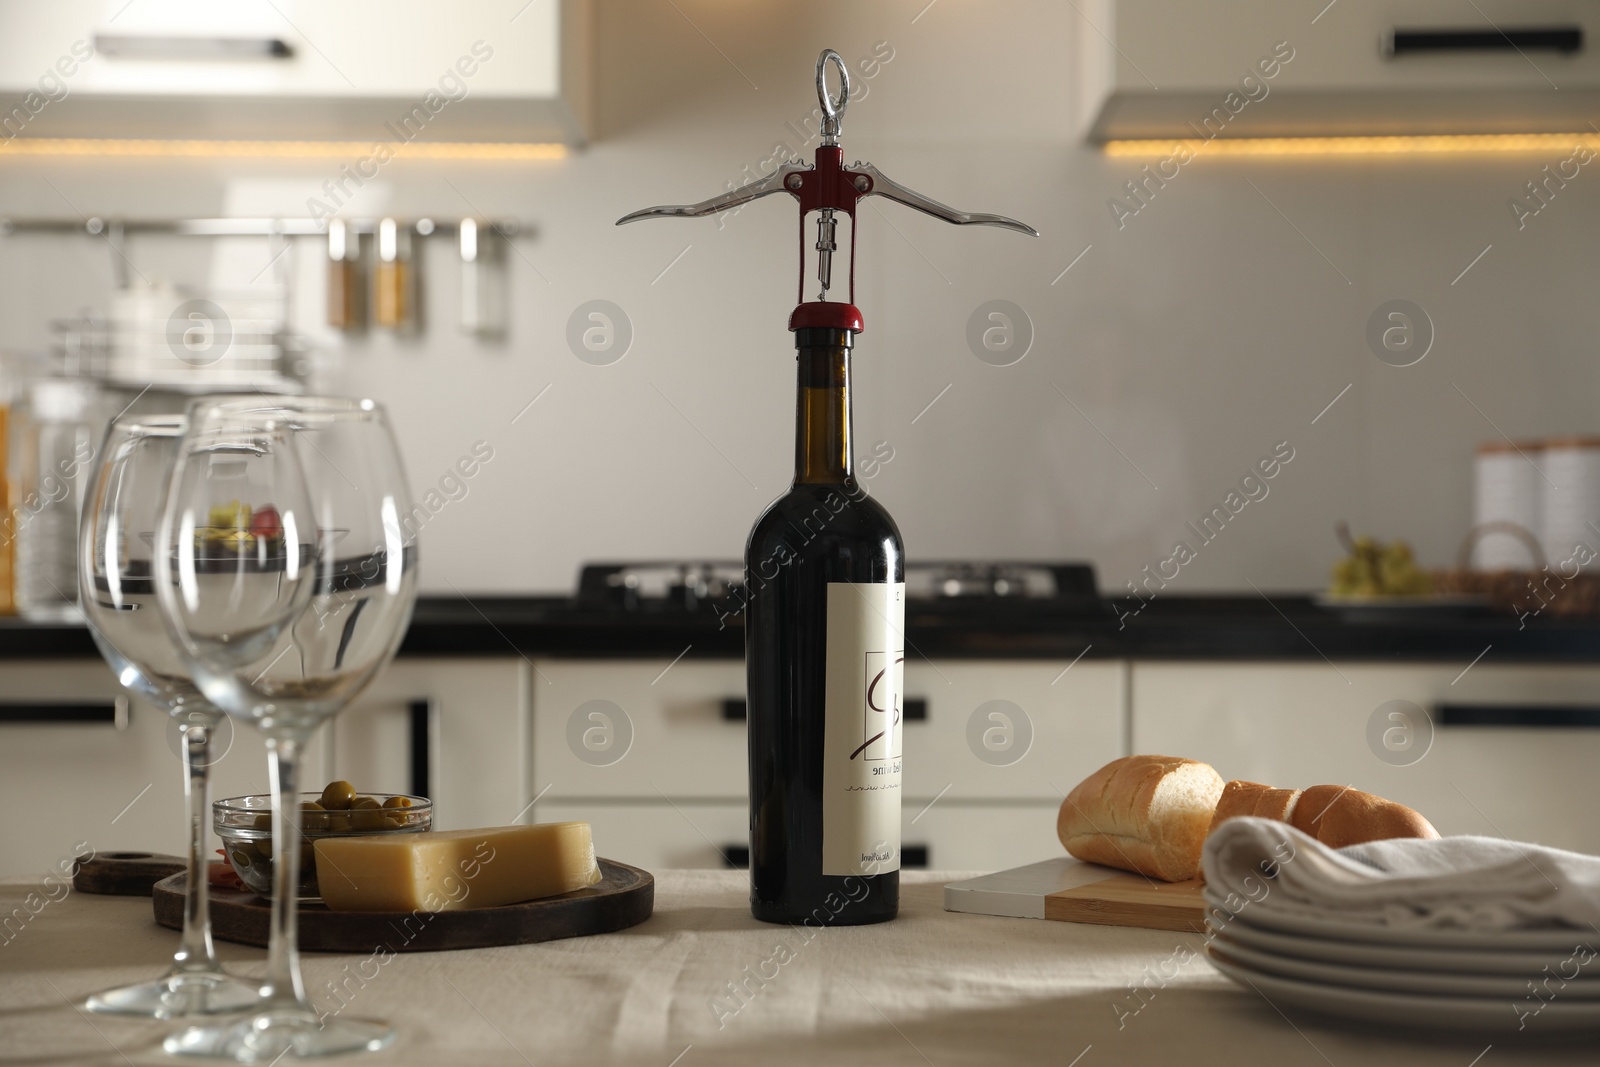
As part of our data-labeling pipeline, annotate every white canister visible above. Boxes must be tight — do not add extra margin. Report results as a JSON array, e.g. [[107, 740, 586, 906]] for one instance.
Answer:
[[1473, 440, 1545, 570], [1540, 436, 1600, 572]]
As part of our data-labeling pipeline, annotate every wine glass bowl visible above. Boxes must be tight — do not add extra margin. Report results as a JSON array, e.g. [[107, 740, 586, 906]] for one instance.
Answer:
[[154, 396, 419, 1062], [163, 398, 417, 732], [78, 413, 261, 1019]]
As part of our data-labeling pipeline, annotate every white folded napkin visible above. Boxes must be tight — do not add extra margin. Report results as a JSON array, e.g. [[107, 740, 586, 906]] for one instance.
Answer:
[[1202, 817, 1600, 932]]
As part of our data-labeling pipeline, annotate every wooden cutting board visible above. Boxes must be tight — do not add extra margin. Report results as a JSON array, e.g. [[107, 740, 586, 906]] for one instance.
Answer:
[[945, 858, 1206, 933], [149, 858, 654, 953]]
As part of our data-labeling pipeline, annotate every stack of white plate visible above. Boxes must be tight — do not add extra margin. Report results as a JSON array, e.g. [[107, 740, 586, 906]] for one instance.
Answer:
[[1203, 887, 1600, 1036]]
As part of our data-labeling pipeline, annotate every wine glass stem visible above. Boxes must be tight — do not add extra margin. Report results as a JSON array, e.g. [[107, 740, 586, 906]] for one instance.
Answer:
[[173, 718, 224, 976], [263, 730, 311, 1012]]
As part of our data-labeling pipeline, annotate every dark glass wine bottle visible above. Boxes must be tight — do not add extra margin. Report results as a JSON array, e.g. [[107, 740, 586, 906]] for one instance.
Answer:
[[746, 324, 905, 925]]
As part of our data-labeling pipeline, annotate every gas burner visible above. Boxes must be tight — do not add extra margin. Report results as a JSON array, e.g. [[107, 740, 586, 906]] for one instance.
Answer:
[[577, 561, 1098, 614], [580, 562, 745, 612], [914, 563, 1057, 600]]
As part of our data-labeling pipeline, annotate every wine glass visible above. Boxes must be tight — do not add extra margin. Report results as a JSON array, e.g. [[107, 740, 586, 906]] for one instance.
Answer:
[[153, 396, 419, 1062], [78, 414, 261, 1018]]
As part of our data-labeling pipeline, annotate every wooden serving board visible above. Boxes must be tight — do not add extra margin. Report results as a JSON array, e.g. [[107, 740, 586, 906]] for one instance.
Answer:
[[945, 858, 1205, 933], [74, 851, 186, 896], [152, 858, 654, 952]]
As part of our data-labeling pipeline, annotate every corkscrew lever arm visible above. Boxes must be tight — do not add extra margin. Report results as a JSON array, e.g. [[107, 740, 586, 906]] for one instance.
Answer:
[[615, 165, 806, 225], [854, 163, 1038, 237]]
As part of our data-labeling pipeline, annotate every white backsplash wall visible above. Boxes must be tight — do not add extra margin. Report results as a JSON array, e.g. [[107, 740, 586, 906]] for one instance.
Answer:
[[0, 0, 1595, 597]]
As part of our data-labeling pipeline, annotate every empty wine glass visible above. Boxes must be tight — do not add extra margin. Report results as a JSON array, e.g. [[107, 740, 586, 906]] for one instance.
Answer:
[[153, 396, 419, 1062], [78, 413, 261, 1018]]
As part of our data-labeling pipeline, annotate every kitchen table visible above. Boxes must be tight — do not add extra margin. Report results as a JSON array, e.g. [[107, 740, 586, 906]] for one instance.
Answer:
[[0, 872, 1585, 1065]]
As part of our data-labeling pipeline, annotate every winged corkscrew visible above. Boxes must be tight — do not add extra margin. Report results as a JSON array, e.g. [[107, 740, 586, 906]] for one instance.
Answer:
[[617, 49, 1036, 307]]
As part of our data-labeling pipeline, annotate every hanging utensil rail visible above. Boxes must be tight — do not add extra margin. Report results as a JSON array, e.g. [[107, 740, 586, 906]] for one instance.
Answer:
[[0, 217, 521, 238]]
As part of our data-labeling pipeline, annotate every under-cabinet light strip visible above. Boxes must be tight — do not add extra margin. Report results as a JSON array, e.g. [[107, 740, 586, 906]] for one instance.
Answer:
[[1103, 133, 1594, 157], [0, 138, 568, 160]]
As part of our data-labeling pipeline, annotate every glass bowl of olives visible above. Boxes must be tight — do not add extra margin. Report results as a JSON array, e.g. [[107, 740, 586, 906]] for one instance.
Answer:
[[214, 780, 432, 900]]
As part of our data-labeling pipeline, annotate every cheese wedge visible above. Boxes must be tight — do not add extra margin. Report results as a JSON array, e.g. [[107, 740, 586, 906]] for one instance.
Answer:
[[314, 822, 602, 913]]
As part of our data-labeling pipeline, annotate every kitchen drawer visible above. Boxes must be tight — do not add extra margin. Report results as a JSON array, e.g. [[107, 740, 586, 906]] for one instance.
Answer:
[[537, 800, 1061, 873], [1132, 663, 1600, 852], [899, 661, 1124, 802], [531, 659, 1125, 802], [0, 660, 280, 879], [531, 659, 747, 800]]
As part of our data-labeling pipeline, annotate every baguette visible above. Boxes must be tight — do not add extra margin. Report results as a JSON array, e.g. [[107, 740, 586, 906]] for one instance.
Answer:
[[1252, 787, 1302, 823], [1058, 755, 1224, 882], [1207, 779, 1272, 835], [1288, 784, 1439, 848]]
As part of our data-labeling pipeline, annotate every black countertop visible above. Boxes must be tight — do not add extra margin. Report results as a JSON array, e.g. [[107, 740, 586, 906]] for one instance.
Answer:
[[6, 594, 1600, 663]]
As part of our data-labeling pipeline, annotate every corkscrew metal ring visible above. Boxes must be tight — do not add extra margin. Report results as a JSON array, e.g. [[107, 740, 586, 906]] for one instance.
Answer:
[[817, 49, 850, 146]]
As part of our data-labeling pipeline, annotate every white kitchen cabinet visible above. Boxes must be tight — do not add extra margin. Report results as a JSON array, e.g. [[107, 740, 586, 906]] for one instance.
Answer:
[[1082, 0, 1600, 139], [0, 656, 526, 880], [327, 657, 528, 832], [531, 657, 1124, 870], [1132, 662, 1600, 852], [0, 0, 591, 142]]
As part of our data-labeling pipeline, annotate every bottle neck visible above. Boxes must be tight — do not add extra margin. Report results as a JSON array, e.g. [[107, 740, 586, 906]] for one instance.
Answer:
[[793, 328, 854, 485]]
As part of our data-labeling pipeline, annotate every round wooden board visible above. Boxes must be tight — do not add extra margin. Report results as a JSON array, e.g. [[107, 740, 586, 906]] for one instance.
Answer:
[[152, 859, 654, 953]]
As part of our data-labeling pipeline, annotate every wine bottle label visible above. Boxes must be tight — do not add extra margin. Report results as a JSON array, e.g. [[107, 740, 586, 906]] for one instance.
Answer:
[[821, 581, 905, 877]]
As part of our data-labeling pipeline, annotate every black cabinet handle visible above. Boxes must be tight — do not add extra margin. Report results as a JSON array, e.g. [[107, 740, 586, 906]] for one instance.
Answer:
[[723, 697, 926, 722], [1384, 27, 1581, 57], [1437, 704, 1600, 728], [721, 843, 925, 869], [96, 34, 295, 59], [0, 698, 128, 730], [408, 699, 434, 798]]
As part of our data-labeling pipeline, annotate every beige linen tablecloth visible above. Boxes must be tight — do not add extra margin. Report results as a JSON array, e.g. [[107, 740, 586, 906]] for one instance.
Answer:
[[0, 872, 1586, 1065]]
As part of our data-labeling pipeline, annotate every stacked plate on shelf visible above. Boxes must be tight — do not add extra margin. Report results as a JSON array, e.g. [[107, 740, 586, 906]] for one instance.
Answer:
[[1204, 887, 1600, 1036]]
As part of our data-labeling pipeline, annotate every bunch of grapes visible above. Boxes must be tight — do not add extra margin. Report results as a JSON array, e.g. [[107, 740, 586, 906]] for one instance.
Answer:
[[1330, 535, 1432, 598]]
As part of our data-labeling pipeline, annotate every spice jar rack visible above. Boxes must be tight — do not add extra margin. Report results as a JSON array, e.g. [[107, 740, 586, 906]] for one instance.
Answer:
[[0, 215, 523, 339]]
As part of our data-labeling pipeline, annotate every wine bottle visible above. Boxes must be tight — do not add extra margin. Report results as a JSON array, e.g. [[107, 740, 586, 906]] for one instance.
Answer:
[[745, 323, 904, 925], [612, 46, 1036, 925]]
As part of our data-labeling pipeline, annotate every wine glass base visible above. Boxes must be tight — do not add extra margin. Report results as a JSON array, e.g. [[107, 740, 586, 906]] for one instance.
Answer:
[[165, 1009, 396, 1062], [84, 971, 261, 1019]]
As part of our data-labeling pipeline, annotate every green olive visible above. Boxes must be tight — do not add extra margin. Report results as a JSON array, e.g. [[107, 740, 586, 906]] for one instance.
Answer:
[[350, 796, 386, 831], [251, 813, 272, 831], [255, 837, 273, 861], [320, 780, 357, 811], [299, 800, 329, 833], [228, 847, 254, 870], [382, 796, 412, 810]]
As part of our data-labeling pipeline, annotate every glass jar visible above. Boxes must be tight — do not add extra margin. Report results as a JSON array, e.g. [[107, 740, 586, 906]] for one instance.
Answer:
[[11, 377, 101, 621]]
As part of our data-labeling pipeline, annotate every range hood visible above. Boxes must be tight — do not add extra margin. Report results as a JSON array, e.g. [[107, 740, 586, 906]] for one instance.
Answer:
[[0, 0, 591, 145], [1081, 0, 1600, 143]]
